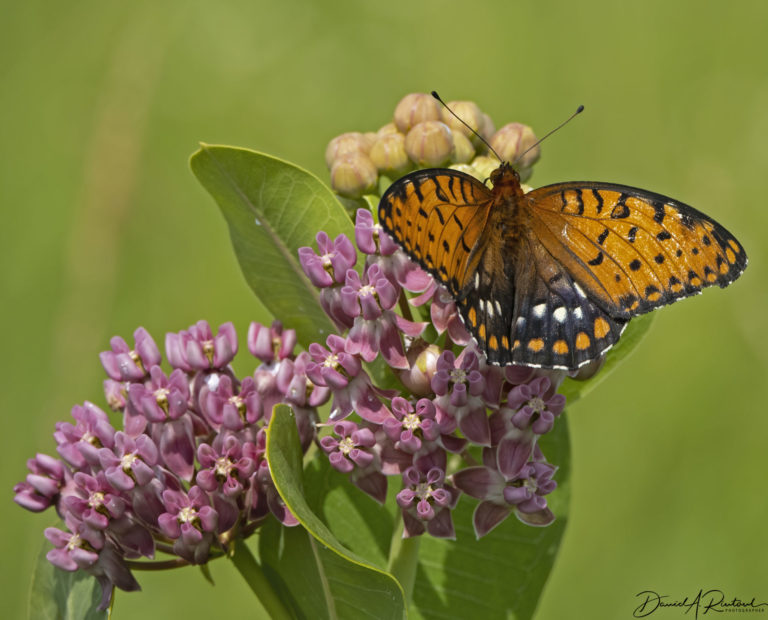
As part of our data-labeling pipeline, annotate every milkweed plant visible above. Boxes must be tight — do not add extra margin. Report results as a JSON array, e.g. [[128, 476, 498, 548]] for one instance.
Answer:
[[14, 93, 653, 618]]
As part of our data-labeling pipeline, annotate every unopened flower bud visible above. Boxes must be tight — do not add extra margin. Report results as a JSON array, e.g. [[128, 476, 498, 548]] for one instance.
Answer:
[[405, 121, 454, 167], [448, 163, 477, 177], [369, 132, 411, 176], [469, 155, 499, 182], [480, 113, 496, 143], [451, 131, 475, 164], [377, 122, 400, 138], [490, 123, 539, 170], [398, 341, 441, 396], [325, 132, 375, 169], [441, 100, 484, 143], [330, 152, 378, 198], [394, 93, 442, 133]]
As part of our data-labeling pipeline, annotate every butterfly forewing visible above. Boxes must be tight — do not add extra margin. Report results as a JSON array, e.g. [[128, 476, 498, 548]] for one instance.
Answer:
[[379, 169, 494, 295], [527, 182, 748, 318]]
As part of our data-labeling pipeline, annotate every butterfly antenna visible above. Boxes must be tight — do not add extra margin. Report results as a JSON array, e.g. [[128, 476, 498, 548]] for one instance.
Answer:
[[431, 90, 503, 162], [513, 105, 585, 166]]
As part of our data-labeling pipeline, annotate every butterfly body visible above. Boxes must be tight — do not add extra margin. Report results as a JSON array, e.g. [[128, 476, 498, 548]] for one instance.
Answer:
[[378, 163, 747, 370]]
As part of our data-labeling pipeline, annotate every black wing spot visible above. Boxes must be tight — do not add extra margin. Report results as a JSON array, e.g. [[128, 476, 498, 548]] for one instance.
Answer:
[[629, 259, 642, 271], [645, 284, 660, 298], [588, 252, 604, 266], [418, 207, 428, 219], [442, 240, 450, 253], [653, 202, 666, 224], [573, 189, 584, 215], [433, 179, 449, 202], [676, 249, 683, 257], [610, 194, 630, 218], [620, 293, 638, 309], [452, 213, 464, 230], [434, 209, 446, 225], [592, 189, 604, 214], [702, 235, 712, 246], [654, 253, 665, 264], [657, 230, 672, 241], [597, 228, 609, 245], [627, 226, 638, 243], [412, 181, 424, 202], [692, 247, 699, 255]]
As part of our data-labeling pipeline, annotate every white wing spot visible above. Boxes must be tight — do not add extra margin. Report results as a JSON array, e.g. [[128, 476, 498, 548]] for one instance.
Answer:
[[516, 316, 526, 327], [574, 283, 586, 298], [553, 307, 567, 323], [573, 307, 583, 320], [494, 300, 502, 315], [474, 272, 480, 289], [486, 300, 495, 317], [533, 303, 546, 318]]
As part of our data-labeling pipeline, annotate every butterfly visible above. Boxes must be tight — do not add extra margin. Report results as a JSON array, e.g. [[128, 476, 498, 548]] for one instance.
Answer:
[[378, 162, 747, 370]]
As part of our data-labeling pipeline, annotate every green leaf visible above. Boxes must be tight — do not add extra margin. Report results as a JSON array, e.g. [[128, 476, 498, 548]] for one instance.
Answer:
[[263, 404, 406, 619], [408, 414, 571, 620], [29, 542, 107, 620], [190, 145, 355, 349], [559, 312, 656, 405]]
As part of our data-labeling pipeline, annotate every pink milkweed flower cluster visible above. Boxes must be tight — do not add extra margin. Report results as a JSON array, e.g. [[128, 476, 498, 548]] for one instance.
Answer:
[[300, 210, 570, 539], [14, 320, 326, 609], [14, 210, 578, 610]]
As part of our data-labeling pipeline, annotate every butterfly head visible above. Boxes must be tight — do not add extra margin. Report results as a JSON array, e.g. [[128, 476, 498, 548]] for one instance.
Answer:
[[489, 162, 525, 198], [489, 162, 519, 183]]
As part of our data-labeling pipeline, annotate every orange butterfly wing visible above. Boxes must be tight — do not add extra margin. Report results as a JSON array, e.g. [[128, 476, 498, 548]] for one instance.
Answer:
[[379, 165, 747, 370], [378, 168, 493, 296], [526, 182, 748, 317]]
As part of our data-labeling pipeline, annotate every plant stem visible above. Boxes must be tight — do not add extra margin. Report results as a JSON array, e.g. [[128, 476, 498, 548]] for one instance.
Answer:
[[387, 524, 420, 606], [229, 537, 293, 620]]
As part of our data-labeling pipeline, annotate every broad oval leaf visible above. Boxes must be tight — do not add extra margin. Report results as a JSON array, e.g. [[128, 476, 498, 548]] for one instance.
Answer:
[[264, 404, 406, 619], [190, 145, 355, 349], [29, 542, 107, 620]]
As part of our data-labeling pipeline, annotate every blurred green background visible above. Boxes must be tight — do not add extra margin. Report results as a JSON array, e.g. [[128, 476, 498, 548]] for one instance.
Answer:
[[3, 1, 766, 617]]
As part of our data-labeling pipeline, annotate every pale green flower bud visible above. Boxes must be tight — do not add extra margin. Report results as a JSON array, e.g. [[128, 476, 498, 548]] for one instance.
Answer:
[[440, 100, 484, 145], [449, 163, 478, 178], [369, 132, 411, 176], [469, 155, 499, 182], [451, 131, 475, 164], [377, 122, 400, 137], [325, 132, 374, 169], [480, 113, 496, 143], [393, 93, 441, 133], [330, 152, 378, 198], [404, 121, 454, 167]]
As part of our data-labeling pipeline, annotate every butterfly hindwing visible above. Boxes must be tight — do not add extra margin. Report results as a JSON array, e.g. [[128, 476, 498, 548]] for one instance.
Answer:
[[527, 182, 748, 319], [379, 168, 493, 295], [454, 238, 626, 369], [507, 247, 627, 368]]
